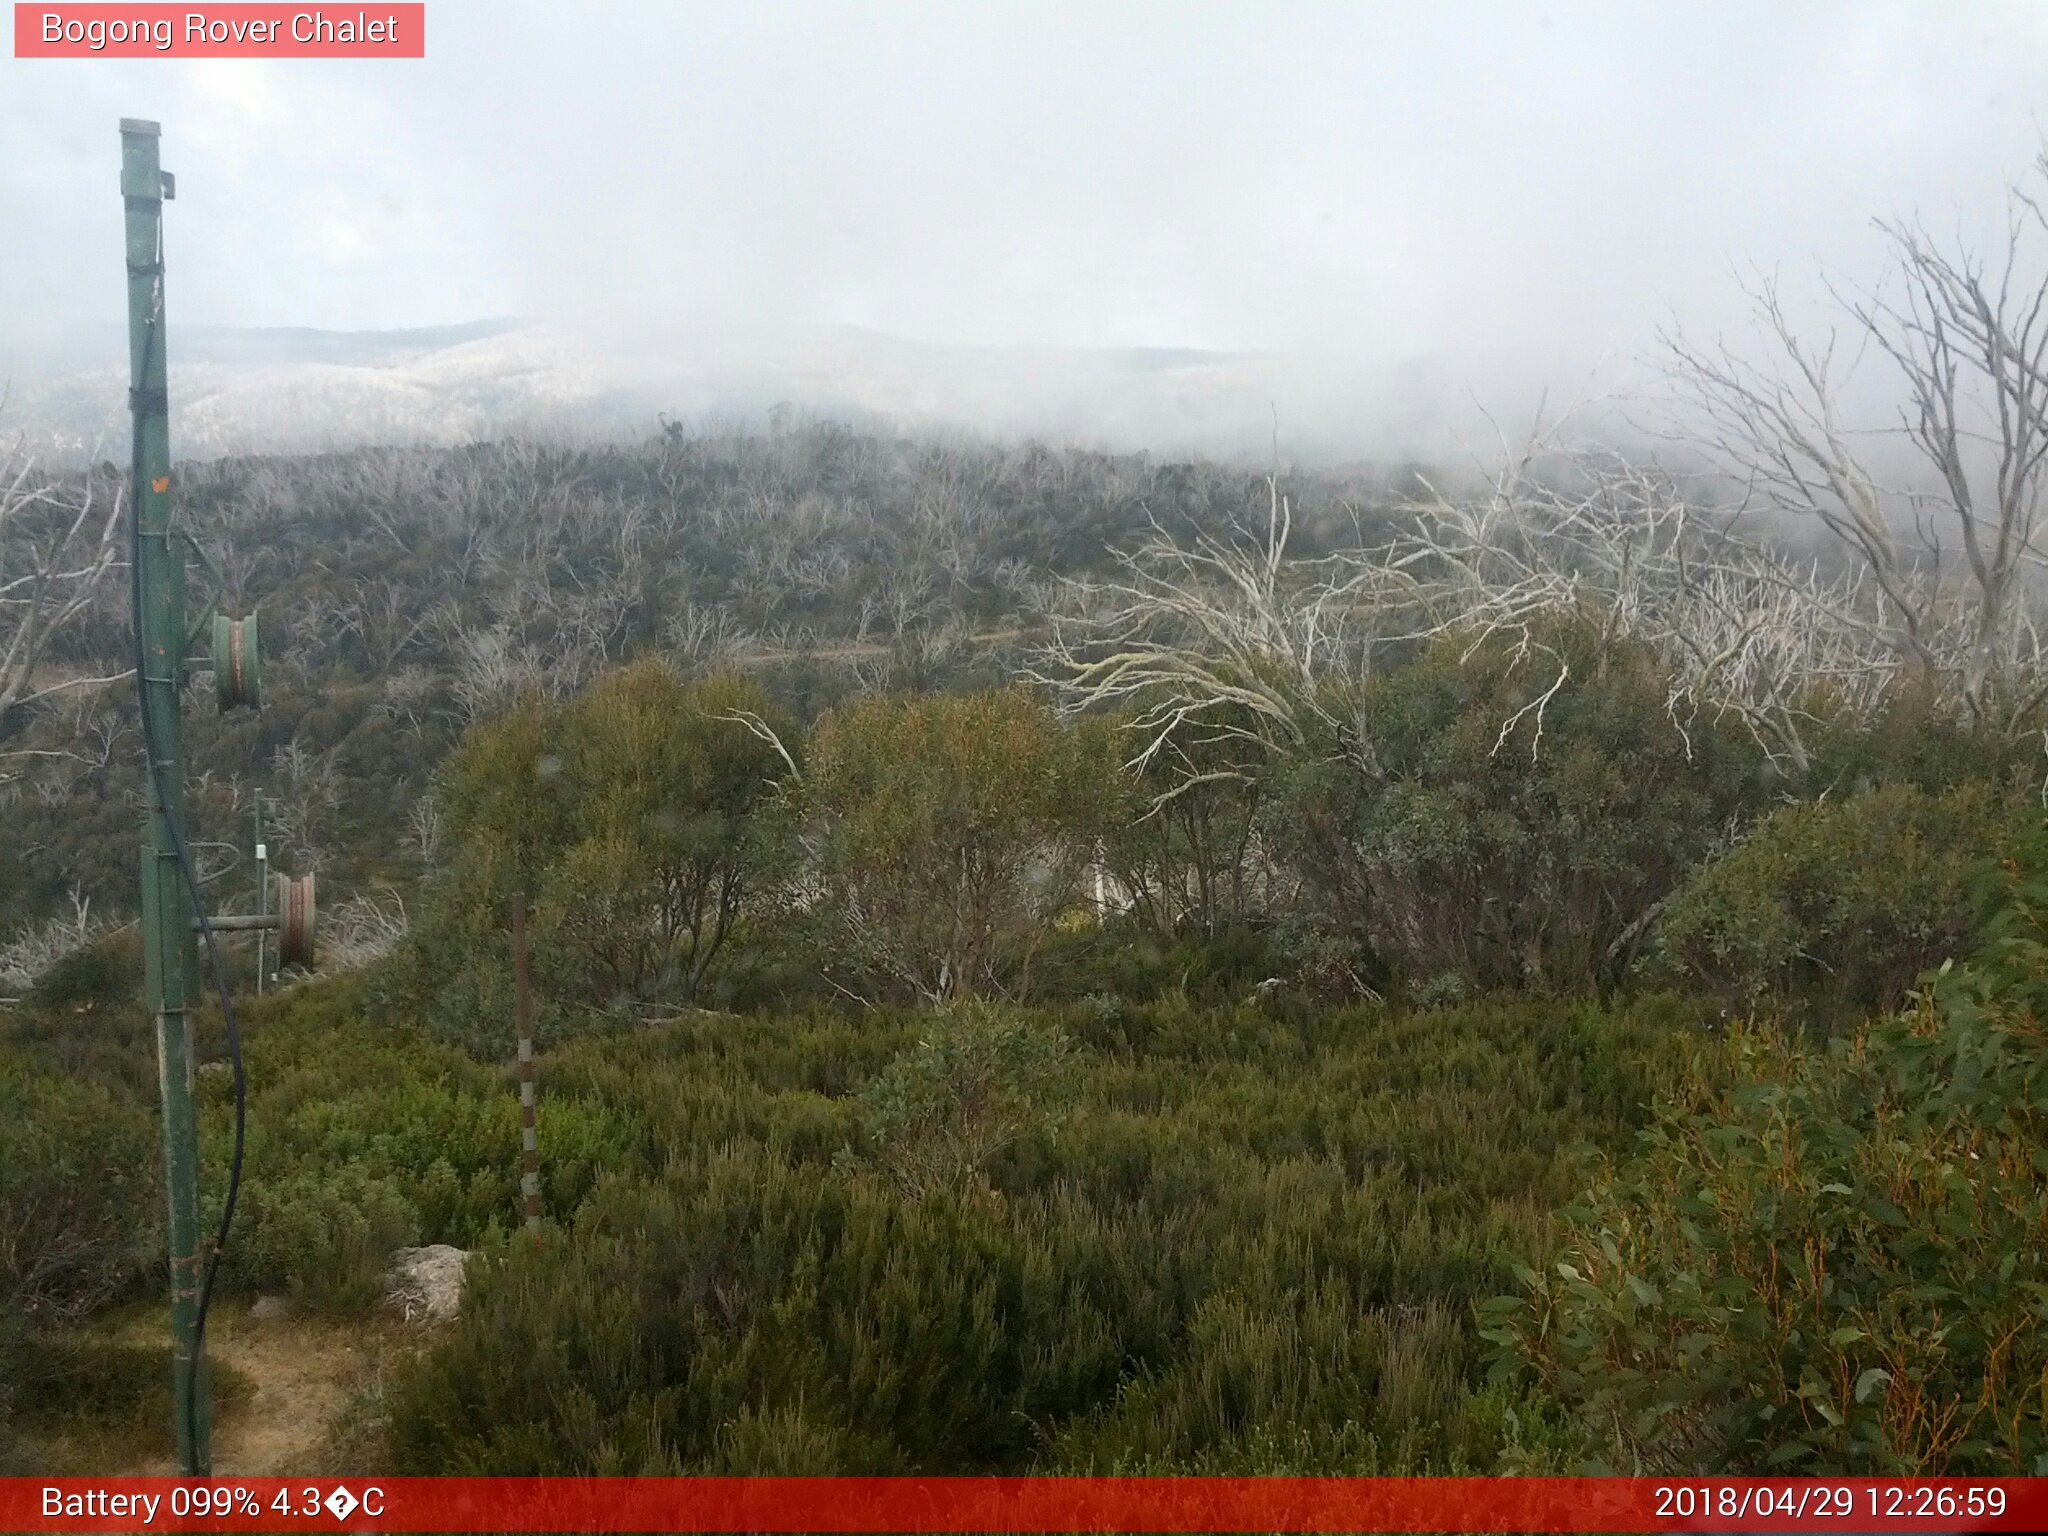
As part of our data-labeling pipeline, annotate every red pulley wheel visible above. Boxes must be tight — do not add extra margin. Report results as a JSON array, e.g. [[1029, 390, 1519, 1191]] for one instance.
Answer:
[[274, 871, 315, 967]]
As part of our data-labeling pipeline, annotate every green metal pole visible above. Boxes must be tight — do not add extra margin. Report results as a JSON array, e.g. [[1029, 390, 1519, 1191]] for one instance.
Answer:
[[122, 116, 210, 1477]]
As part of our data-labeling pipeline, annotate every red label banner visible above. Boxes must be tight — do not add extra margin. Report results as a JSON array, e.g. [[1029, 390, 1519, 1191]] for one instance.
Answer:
[[13, 5, 424, 58], [3, 1477, 2046, 1533]]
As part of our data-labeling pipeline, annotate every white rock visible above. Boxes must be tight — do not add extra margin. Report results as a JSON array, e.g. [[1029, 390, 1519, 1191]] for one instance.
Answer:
[[383, 1244, 469, 1325]]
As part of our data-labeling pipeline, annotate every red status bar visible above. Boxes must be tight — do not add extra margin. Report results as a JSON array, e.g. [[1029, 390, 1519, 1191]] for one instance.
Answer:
[[5, 1476, 2045, 1533]]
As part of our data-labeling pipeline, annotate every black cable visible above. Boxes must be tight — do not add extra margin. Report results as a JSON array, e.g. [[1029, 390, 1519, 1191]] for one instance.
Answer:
[[128, 250, 246, 1469]]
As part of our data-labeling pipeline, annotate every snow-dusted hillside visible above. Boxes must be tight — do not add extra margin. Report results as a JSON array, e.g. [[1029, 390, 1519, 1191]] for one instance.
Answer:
[[4, 318, 1605, 467]]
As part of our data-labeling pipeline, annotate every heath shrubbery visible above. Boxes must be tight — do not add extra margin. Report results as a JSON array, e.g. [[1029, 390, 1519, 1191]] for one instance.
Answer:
[[194, 983, 639, 1308], [391, 637, 2048, 1024], [837, 1002, 1080, 1199], [384, 991, 1661, 1473], [1649, 781, 2032, 1022], [0, 1055, 162, 1351], [1491, 840, 2048, 1474], [0, 995, 165, 1463], [1266, 620, 1762, 995]]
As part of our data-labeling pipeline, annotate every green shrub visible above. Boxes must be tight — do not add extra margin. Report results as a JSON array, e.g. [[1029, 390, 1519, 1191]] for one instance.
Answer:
[[5, 1338, 175, 1433], [386, 992, 1663, 1474], [0, 1335, 254, 1474], [1094, 707, 1267, 939], [1031, 918, 1283, 1006], [1649, 781, 2026, 1021], [221, 1165, 422, 1310], [25, 927, 144, 1017], [1489, 844, 2048, 1473], [387, 1153, 1111, 1473], [1796, 685, 2041, 798], [0, 1047, 163, 1458], [0, 1056, 160, 1327], [399, 664, 799, 1048], [1267, 620, 1758, 993], [842, 1003, 1079, 1198], [535, 665, 799, 1004], [802, 688, 1116, 1001]]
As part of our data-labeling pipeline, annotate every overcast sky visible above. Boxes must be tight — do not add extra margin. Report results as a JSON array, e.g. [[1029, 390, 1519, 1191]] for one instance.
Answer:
[[5, 0, 2048, 380]]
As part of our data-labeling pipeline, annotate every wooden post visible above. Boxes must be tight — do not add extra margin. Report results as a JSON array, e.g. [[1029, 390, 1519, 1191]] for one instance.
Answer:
[[511, 892, 541, 1235]]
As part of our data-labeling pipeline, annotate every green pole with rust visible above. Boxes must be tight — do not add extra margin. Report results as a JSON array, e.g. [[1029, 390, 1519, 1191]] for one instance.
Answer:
[[122, 116, 211, 1477]]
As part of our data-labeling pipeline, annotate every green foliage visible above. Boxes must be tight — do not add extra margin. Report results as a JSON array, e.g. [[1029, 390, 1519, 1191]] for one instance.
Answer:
[[1650, 782, 2027, 1021], [1797, 683, 2042, 799], [0, 1053, 160, 1328], [803, 688, 1116, 1001], [25, 928, 144, 1017], [4, 893, 1661, 1476], [0, 1043, 162, 1456], [386, 991, 1660, 1473], [11, 426, 1366, 940], [194, 981, 637, 1310], [402, 663, 797, 1048], [6, 1338, 178, 1436], [1031, 917, 1283, 1007], [24, 422, 2048, 1479], [1490, 842, 2048, 1473], [538, 664, 799, 1002], [396, 697, 555, 1050], [0, 1334, 253, 1475], [433, 693, 560, 900], [1095, 708, 1267, 938], [223, 1166, 422, 1312], [843, 1003, 1079, 1198], [1268, 621, 1759, 993]]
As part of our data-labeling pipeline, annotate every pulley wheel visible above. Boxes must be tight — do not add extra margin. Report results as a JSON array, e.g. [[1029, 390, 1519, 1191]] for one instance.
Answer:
[[274, 871, 315, 967], [213, 612, 262, 711]]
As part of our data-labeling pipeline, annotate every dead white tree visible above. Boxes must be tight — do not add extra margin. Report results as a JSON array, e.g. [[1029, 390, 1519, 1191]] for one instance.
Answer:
[[1036, 447, 1904, 803], [1665, 149, 2048, 731], [1, 441, 125, 721], [444, 619, 542, 725], [0, 888, 108, 995], [266, 738, 343, 872], [1032, 480, 1397, 793], [336, 575, 432, 675], [319, 890, 409, 971], [407, 794, 444, 868], [1395, 450, 1897, 772], [662, 599, 756, 670], [375, 664, 444, 736]]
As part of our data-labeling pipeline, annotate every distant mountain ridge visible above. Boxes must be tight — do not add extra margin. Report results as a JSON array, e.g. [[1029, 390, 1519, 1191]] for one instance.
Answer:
[[168, 317, 526, 367], [4, 317, 1614, 467]]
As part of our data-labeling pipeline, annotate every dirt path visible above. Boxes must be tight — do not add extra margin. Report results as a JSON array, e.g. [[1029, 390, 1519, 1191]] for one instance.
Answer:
[[125, 1308, 398, 1476]]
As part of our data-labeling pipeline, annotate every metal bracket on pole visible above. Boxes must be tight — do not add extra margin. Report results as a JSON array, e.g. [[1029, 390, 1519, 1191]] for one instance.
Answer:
[[191, 874, 316, 965]]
